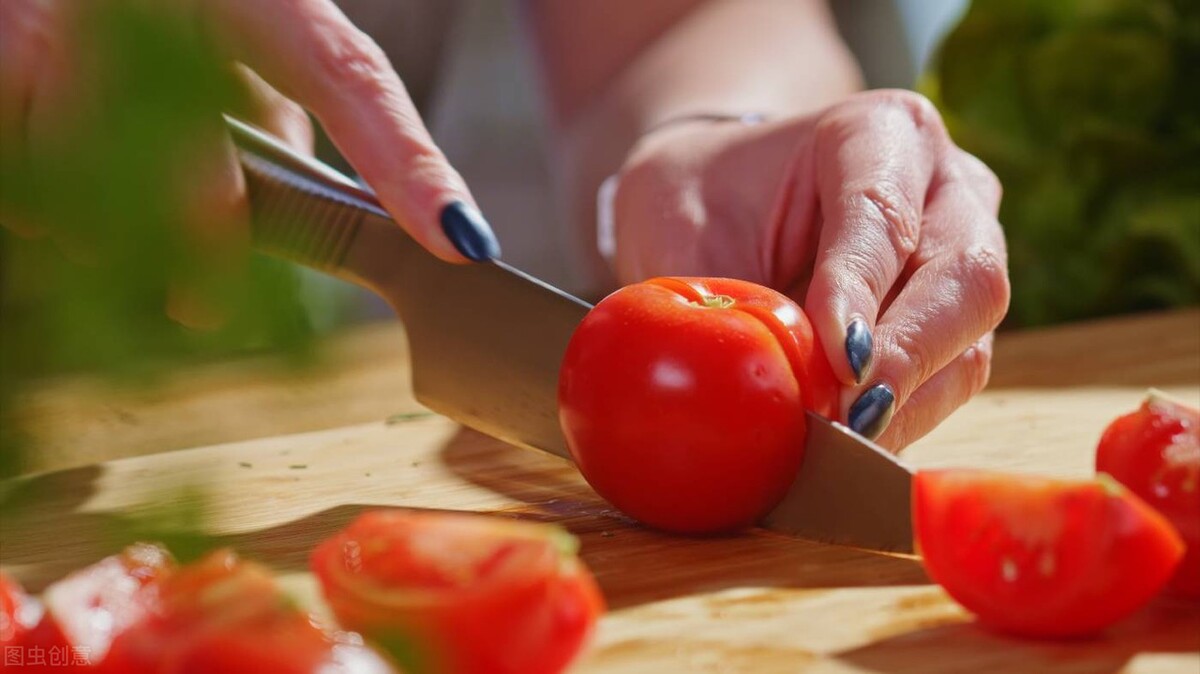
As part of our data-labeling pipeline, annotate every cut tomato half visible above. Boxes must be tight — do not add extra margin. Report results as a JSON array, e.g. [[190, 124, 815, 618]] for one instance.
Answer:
[[312, 510, 604, 674], [101, 548, 396, 674]]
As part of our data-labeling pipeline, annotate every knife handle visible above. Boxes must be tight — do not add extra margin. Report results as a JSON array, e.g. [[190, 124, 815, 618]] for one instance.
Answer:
[[225, 115, 412, 292]]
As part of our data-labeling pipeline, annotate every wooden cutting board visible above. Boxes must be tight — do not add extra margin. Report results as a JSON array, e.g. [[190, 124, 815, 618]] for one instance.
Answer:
[[3, 310, 1199, 673]]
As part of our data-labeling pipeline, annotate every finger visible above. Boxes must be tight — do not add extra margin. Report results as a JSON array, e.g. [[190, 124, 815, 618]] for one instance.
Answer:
[[229, 63, 314, 156], [0, 0, 42, 154], [803, 90, 945, 387], [202, 0, 498, 262], [874, 334, 994, 452], [165, 127, 251, 330], [845, 174, 1010, 439]]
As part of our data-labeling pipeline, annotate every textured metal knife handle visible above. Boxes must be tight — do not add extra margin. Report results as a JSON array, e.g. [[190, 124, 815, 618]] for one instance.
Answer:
[[225, 116, 407, 284]]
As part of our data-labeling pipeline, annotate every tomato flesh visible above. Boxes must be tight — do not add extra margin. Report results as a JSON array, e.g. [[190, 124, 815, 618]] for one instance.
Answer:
[[101, 548, 395, 674], [311, 510, 604, 674], [1096, 391, 1200, 598], [558, 277, 838, 533], [914, 469, 1184, 637]]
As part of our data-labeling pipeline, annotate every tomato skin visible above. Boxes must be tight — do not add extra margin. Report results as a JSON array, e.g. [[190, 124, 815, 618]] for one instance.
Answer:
[[914, 470, 1184, 638], [558, 277, 839, 533], [311, 510, 604, 674], [1096, 392, 1200, 598]]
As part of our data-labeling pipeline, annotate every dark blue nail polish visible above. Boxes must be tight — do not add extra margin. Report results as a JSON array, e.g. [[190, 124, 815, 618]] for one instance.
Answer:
[[440, 201, 501, 262], [845, 318, 873, 384], [848, 383, 895, 440]]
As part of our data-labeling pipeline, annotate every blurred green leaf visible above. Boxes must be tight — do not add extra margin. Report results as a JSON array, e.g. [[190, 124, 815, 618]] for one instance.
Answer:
[[106, 485, 219, 564], [0, 3, 315, 476]]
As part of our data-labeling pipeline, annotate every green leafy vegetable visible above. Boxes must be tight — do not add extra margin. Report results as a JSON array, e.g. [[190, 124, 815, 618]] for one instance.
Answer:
[[923, 0, 1200, 326]]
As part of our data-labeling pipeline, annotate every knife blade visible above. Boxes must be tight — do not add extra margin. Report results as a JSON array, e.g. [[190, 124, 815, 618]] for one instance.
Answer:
[[226, 116, 588, 460], [763, 412, 914, 554], [226, 116, 914, 553]]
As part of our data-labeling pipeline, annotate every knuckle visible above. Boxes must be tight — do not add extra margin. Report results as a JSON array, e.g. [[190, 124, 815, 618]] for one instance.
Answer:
[[311, 27, 394, 97], [955, 245, 1011, 327], [813, 104, 859, 148], [977, 161, 1002, 202], [878, 89, 944, 135], [858, 181, 920, 259], [957, 148, 1003, 206], [978, 170, 1003, 209], [883, 326, 936, 397], [960, 339, 993, 395]]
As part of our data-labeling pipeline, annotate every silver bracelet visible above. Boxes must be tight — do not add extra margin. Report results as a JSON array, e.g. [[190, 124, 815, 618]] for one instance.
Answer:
[[596, 112, 769, 269]]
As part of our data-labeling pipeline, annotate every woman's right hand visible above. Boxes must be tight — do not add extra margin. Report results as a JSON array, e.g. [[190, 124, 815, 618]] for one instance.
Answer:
[[0, 0, 498, 262]]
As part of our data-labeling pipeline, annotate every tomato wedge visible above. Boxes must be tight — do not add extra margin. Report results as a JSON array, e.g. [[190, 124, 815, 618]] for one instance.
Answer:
[[558, 277, 839, 533], [914, 470, 1184, 637], [101, 548, 396, 674], [1097, 390, 1200, 598], [311, 510, 604, 674]]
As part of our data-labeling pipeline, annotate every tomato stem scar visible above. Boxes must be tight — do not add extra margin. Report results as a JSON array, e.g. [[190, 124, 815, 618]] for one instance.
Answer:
[[692, 294, 735, 309]]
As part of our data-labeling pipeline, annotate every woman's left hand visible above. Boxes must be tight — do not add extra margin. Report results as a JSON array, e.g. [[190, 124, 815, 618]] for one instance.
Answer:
[[605, 90, 1010, 450]]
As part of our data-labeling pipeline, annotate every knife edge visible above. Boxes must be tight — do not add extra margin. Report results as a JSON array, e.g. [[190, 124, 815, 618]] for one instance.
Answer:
[[760, 412, 916, 555]]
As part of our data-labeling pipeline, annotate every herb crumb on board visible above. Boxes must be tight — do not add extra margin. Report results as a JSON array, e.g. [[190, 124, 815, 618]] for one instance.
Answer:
[[386, 411, 434, 425]]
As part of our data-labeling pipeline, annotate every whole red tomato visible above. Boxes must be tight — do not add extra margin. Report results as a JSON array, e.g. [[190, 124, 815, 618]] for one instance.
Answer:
[[311, 510, 603, 674], [558, 277, 839, 533], [914, 469, 1184, 638], [1097, 391, 1200, 598]]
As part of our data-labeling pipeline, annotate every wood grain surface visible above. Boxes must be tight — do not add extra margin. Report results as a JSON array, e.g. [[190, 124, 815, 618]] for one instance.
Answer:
[[3, 309, 1199, 673]]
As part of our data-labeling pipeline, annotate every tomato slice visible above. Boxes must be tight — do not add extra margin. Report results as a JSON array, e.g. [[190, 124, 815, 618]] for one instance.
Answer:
[[312, 510, 604, 674], [101, 548, 396, 674], [914, 469, 1184, 637], [1097, 390, 1200, 598]]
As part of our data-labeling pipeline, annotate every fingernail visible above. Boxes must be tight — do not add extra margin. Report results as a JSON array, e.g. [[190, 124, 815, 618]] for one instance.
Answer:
[[848, 383, 895, 440], [440, 201, 501, 261], [845, 318, 873, 384]]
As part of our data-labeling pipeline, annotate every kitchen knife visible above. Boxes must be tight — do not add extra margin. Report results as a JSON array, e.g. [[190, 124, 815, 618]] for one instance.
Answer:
[[227, 116, 915, 555]]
